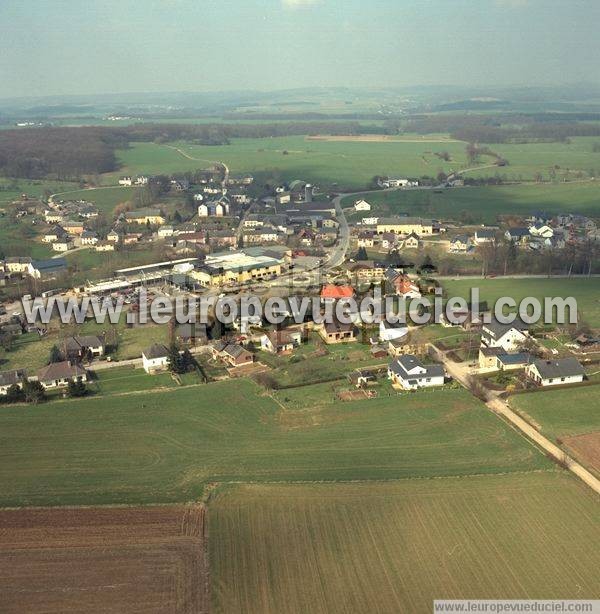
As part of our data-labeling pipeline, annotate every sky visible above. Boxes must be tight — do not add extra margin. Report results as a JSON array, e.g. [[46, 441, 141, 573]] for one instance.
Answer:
[[0, 0, 599, 98]]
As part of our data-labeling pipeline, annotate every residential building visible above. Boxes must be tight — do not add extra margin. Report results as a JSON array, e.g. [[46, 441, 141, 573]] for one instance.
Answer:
[[63, 335, 105, 361], [474, 229, 496, 244], [0, 369, 27, 395], [27, 258, 67, 279], [320, 284, 354, 302], [142, 344, 170, 373], [260, 327, 303, 354], [376, 217, 434, 236], [450, 235, 470, 253], [388, 355, 444, 389], [480, 319, 529, 352], [211, 341, 254, 367], [379, 320, 409, 342], [319, 320, 356, 344], [402, 232, 420, 249], [80, 231, 99, 246], [526, 358, 585, 387], [354, 199, 371, 211], [37, 361, 88, 389]]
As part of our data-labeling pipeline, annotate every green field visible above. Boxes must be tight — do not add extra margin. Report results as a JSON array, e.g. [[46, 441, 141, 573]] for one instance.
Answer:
[[440, 277, 600, 327], [51, 185, 136, 216], [107, 135, 600, 190], [209, 473, 600, 613], [109, 138, 467, 189], [510, 386, 600, 440], [0, 380, 550, 506], [344, 181, 600, 223], [0, 178, 78, 207]]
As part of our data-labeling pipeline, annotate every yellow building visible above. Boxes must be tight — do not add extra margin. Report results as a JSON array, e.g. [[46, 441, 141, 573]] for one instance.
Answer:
[[125, 208, 166, 226], [376, 217, 434, 236]]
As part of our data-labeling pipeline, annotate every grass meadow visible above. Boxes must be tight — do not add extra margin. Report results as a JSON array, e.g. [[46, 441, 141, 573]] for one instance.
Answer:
[[440, 277, 600, 327], [343, 181, 600, 223], [0, 379, 550, 506]]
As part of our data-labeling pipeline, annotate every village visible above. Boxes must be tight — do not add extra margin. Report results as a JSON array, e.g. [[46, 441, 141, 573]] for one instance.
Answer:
[[0, 170, 597, 410]]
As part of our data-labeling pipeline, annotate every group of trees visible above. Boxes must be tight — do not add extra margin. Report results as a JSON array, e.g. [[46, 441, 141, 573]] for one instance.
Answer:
[[167, 344, 195, 374], [0, 380, 45, 405]]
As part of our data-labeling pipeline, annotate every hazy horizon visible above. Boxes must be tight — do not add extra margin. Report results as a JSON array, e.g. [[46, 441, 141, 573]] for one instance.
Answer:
[[1, 0, 599, 99]]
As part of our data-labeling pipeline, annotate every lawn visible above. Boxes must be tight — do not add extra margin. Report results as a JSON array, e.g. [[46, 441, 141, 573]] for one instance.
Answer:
[[209, 473, 600, 614], [0, 380, 550, 506], [90, 366, 178, 395], [0, 178, 79, 207], [343, 181, 600, 224], [440, 277, 600, 328]]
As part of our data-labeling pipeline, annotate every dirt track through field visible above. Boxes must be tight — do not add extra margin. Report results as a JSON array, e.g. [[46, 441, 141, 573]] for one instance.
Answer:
[[0, 505, 209, 614], [306, 134, 462, 143]]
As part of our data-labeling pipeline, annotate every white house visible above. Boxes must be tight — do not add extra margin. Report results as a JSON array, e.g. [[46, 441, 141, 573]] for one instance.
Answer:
[[0, 369, 26, 395], [379, 320, 409, 342], [158, 225, 175, 238], [118, 177, 133, 186], [388, 355, 444, 390], [36, 361, 88, 389], [52, 238, 74, 252], [361, 216, 379, 225], [529, 224, 554, 239], [142, 344, 170, 373], [480, 319, 529, 352], [474, 229, 496, 244], [260, 328, 303, 354], [354, 199, 371, 211], [526, 358, 585, 387]]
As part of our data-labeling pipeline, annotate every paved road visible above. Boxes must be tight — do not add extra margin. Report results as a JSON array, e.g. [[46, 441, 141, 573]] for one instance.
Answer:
[[437, 347, 600, 496]]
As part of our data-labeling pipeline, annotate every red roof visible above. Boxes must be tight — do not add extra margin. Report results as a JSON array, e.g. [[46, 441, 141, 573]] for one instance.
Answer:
[[321, 284, 354, 299]]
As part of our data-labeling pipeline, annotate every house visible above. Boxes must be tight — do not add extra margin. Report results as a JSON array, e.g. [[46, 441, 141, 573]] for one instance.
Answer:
[[361, 216, 379, 225], [529, 224, 554, 239], [36, 361, 88, 389], [27, 258, 67, 279], [158, 225, 175, 238], [61, 220, 86, 236], [320, 284, 354, 302], [125, 209, 166, 226], [480, 319, 529, 352], [52, 238, 74, 252], [319, 320, 356, 344], [505, 227, 530, 244], [357, 231, 375, 248], [43, 226, 67, 243], [95, 241, 115, 252], [123, 233, 143, 245], [496, 352, 533, 371], [5, 257, 33, 274], [450, 235, 471, 253], [388, 355, 444, 390], [63, 335, 105, 361], [142, 344, 170, 373], [276, 191, 291, 205], [118, 177, 133, 186], [348, 368, 377, 388], [401, 232, 420, 249], [354, 199, 371, 211], [474, 229, 496, 244], [526, 357, 585, 387], [107, 230, 121, 243], [176, 323, 208, 346], [392, 274, 421, 299], [0, 369, 27, 395], [80, 231, 99, 246], [379, 320, 409, 342], [346, 261, 386, 283], [260, 327, 303, 354], [211, 341, 254, 367], [478, 346, 505, 371], [380, 232, 398, 250]]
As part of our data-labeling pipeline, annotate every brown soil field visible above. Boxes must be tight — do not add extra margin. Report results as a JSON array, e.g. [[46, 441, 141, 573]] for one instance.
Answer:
[[0, 505, 208, 614], [564, 431, 600, 475]]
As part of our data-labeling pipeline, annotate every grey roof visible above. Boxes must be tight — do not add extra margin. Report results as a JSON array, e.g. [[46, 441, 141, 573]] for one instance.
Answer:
[[31, 258, 67, 271], [531, 358, 585, 379], [475, 229, 495, 238], [497, 352, 533, 366], [0, 369, 26, 387], [483, 317, 529, 340], [378, 217, 432, 226], [389, 355, 444, 379], [506, 227, 530, 237], [143, 343, 169, 360]]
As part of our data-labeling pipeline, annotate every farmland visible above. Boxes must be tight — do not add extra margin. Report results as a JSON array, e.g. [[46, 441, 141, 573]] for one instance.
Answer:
[[0, 380, 550, 507], [510, 386, 600, 475], [106, 135, 600, 191], [0, 505, 208, 614], [209, 473, 600, 614], [343, 181, 600, 224], [440, 277, 600, 327]]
